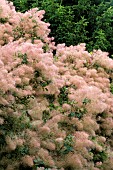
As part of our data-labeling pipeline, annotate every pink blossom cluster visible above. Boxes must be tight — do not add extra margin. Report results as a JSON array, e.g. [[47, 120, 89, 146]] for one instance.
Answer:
[[0, 0, 113, 170], [0, 0, 55, 51]]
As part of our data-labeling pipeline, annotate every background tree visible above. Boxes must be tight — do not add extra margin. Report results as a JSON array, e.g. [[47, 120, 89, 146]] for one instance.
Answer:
[[8, 0, 113, 55]]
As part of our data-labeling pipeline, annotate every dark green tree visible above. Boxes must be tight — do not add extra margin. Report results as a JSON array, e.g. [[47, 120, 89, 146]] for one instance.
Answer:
[[8, 0, 113, 55]]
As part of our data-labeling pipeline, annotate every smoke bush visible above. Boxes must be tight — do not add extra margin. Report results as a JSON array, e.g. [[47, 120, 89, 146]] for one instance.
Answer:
[[0, 1, 113, 170]]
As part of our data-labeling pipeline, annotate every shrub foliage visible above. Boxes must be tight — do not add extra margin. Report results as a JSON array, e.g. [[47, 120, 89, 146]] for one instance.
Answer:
[[0, 1, 113, 170]]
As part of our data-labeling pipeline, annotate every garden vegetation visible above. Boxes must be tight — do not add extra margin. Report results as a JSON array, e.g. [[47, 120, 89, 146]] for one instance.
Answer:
[[9, 0, 113, 56], [0, 0, 113, 170]]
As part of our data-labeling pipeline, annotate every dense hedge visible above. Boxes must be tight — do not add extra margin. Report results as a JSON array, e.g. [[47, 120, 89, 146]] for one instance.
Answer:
[[0, 0, 113, 170], [8, 0, 113, 56]]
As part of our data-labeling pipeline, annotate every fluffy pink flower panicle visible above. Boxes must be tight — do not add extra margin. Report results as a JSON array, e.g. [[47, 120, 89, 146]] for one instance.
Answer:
[[0, 0, 15, 18], [54, 43, 113, 169], [0, 0, 55, 52], [0, 41, 58, 105], [0, 1, 60, 169]]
